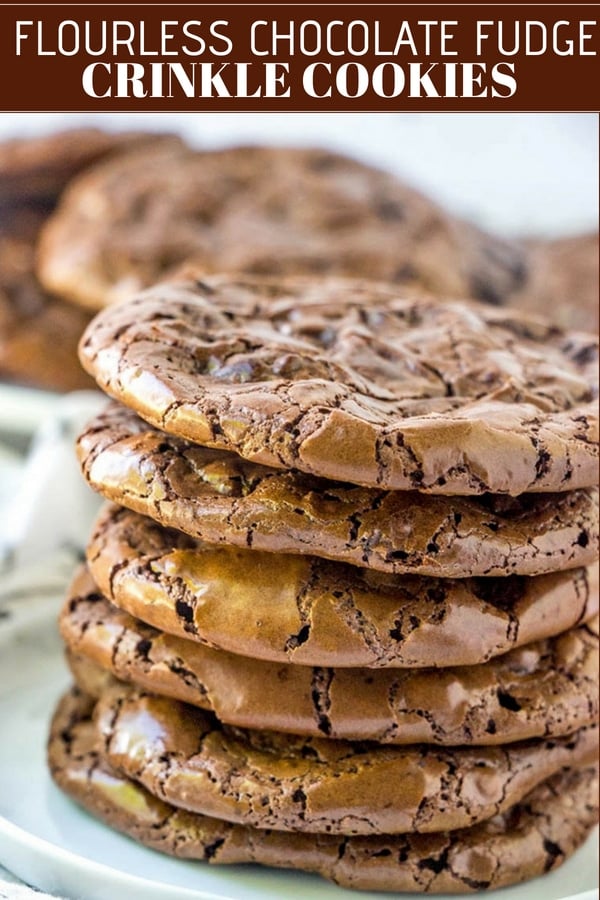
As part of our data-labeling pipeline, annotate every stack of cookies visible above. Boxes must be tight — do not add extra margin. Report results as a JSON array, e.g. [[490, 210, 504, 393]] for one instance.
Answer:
[[48, 273, 599, 893]]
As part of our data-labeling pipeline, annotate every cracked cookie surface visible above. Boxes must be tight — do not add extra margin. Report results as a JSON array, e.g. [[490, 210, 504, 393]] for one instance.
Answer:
[[48, 687, 600, 893], [86, 503, 599, 668], [62, 569, 600, 745], [77, 404, 599, 578], [37, 143, 526, 312], [78, 275, 599, 494], [89, 681, 598, 835]]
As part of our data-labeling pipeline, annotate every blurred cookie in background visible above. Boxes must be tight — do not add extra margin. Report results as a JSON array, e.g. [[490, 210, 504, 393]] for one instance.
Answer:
[[35, 143, 527, 311], [513, 232, 599, 333], [0, 223, 94, 392], [0, 126, 183, 208], [0, 127, 185, 392]]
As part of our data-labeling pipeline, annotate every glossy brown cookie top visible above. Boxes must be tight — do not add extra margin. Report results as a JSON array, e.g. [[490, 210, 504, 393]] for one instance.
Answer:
[[78, 275, 599, 495], [87, 504, 599, 668], [48, 687, 600, 894], [62, 571, 600, 745], [36, 143, 526, 311], [93, 681, 599, 835], [77, 404, 599, 578]]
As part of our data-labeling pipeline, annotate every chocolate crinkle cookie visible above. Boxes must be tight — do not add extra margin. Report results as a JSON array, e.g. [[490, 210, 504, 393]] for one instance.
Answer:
[[76, 401, 599, 578], [84, 502, 599, 668], [35, 143, 528, 311], [77, 274, 598, 495]]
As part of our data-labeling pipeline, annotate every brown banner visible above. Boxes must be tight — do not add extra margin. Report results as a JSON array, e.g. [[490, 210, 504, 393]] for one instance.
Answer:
[[0, 4, 598, 111]]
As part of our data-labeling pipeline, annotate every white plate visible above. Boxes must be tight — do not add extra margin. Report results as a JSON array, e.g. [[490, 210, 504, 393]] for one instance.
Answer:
[[0, 593, 597, 900]]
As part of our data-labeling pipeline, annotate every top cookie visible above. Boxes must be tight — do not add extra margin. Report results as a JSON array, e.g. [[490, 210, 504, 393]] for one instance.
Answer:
[[36, 143, 526, 311], [78, 274, 599, 495]]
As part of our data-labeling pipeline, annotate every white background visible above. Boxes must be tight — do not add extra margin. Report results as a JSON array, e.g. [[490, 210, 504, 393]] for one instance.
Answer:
[[0, 111, 598, 238]]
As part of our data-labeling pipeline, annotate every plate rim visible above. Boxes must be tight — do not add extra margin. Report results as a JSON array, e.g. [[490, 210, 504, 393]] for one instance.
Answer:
[[0, 814, 227, 900]]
